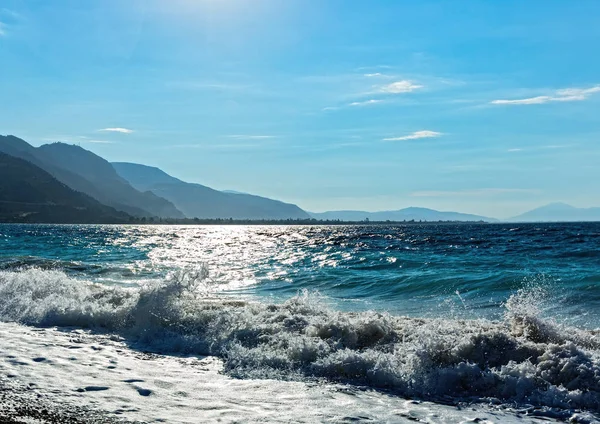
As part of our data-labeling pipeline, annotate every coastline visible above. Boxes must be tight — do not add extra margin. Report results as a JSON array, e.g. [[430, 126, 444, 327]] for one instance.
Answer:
[[0, 322, 577, 424]]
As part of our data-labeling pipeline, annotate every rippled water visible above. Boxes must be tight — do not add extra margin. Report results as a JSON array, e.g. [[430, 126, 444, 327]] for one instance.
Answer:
[[1, 223, 600, 420], [1, 223, 599, 326]]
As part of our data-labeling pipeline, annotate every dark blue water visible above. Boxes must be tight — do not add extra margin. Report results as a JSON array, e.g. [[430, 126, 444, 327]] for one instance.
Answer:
[[1, 223, 599, 327]]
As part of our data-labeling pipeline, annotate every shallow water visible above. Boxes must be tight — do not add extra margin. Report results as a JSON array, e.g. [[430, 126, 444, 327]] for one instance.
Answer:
[[0, 223, 599, 422]]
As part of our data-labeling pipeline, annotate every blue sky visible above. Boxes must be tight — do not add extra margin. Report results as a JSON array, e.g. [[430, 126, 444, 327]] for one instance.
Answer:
[[1, 0, 599, 218]]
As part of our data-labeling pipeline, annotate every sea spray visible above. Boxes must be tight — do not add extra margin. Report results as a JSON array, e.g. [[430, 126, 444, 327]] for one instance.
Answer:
[[0, 267, 599, 414]]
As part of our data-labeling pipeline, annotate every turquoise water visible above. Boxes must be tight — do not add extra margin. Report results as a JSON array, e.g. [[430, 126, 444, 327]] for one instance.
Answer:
[[1, 223, 600, 417], [1, 223, 599, 326]]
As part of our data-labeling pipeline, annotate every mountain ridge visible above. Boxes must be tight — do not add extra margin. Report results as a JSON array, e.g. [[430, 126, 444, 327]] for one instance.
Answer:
[[112, 162, 311, 220], [0, 136, 184, 218], [0, 152, 130, 223], [3, 135, 600, 224], [508, 203, 600, 222], [309, 207, 497, 222]]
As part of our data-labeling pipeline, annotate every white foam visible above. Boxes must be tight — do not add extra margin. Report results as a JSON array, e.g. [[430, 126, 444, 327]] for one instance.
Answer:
[[0, 322, 578, 423], [0, 268, 599, 421]]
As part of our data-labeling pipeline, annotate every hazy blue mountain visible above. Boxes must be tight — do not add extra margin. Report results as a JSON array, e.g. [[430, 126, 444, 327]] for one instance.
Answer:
[[509, 203, 600, 222], [38, 143, 184, 218], [112, 162, 310, 220], [310, 207, 496, 222], [0, 136, 184, 218], [0, 153, 130, 223], [222, 190, 247, 195], [0, 135, 101, 200]]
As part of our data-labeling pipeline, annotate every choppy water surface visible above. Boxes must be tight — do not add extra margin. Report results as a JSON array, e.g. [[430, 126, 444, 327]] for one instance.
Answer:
[[1, 223, 599, 325], [1, 223, 600, 420]]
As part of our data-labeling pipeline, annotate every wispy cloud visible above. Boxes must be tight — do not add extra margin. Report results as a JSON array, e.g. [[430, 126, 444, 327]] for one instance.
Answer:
[[99, 127, 134, 134], [491, 85, 600, 105], [76, 136, 115, 144], [1, 8, 20, 18], [383, 130, 442, 141], [356, 65, 392, 71], [167, 81, 253, 91], [226, 135, 276, 140], [0, 9, 22, 36], [85, 139, 115, 144], [411, 188, 539, 197], [380, 80, 423, 94], [349, 99, 383, 107], [170, 143, 269, 150], [507, 144, 574, 153], [323, 99, 383, 111]]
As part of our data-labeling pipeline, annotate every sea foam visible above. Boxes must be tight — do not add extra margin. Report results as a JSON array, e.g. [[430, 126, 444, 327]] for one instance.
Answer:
[[0, 268, 599, 415]]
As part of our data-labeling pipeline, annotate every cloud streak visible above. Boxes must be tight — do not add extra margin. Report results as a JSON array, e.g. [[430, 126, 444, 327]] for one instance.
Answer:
[[99, 127, 134, 134], [380, 80, 423, 94], [0, 9, 23, 36], [411, 188, 539, 197], [226, 135, 275, 140], [383, 130, 442, 141], [84, 139, 115, 144], [491, 85, 600, 105], [349, 99, 383, 107]]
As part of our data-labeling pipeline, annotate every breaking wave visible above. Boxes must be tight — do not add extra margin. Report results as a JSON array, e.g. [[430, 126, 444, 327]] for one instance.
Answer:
[[1, 267, 599, 416]]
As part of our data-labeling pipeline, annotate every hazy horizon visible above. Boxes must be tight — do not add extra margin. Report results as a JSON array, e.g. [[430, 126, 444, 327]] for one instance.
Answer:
[[2, 0, 600, 217]]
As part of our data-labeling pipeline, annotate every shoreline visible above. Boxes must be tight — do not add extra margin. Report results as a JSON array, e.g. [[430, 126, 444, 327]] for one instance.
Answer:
[[0, 322, 578, 424]]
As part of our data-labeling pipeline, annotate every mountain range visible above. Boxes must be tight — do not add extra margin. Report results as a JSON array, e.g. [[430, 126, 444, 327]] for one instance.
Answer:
[[1, 134, 598, 223], [507, 203, 600, 222], [309, 208, 496, 222], [112, 162, 309, 220], [0, 153, 129, 223], [0, 135, 182, 218]]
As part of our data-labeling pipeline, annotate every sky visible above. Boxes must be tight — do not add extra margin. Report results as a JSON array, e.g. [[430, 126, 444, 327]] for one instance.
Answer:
[[1, 0, 600, 219]]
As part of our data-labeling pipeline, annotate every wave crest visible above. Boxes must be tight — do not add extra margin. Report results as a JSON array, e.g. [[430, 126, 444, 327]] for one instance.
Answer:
[[0, 268, 599, 415]]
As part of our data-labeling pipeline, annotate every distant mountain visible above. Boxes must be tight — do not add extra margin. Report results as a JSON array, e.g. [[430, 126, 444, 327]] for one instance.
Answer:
[[0, 136, 184, 218], [310, 207, 496, 222], [112, 162, 311, 220], [509, 203, 600, 222], [222, 190, 247, 195], [0, 153, 129, 223]]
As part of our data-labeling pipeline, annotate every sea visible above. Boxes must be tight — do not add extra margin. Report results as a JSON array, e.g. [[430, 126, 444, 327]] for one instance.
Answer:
[[0, 223, 599, 423]]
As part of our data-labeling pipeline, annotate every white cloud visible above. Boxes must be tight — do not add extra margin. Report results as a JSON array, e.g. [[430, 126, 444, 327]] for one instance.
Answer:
[[99, 127, 134, 134], [380, 80, 423, 94], [364, 73, 383, 77], [507, 148, 523, 152], [556, 86, 600, 97], [323, 99, 383, 111], [492, 96, 553, 105], [383, 130, 442, 141], [349, 99, 383, 107], [411, 188, 538, 197], [491, 85, 600, 105], [0, 22, 6, 36]]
